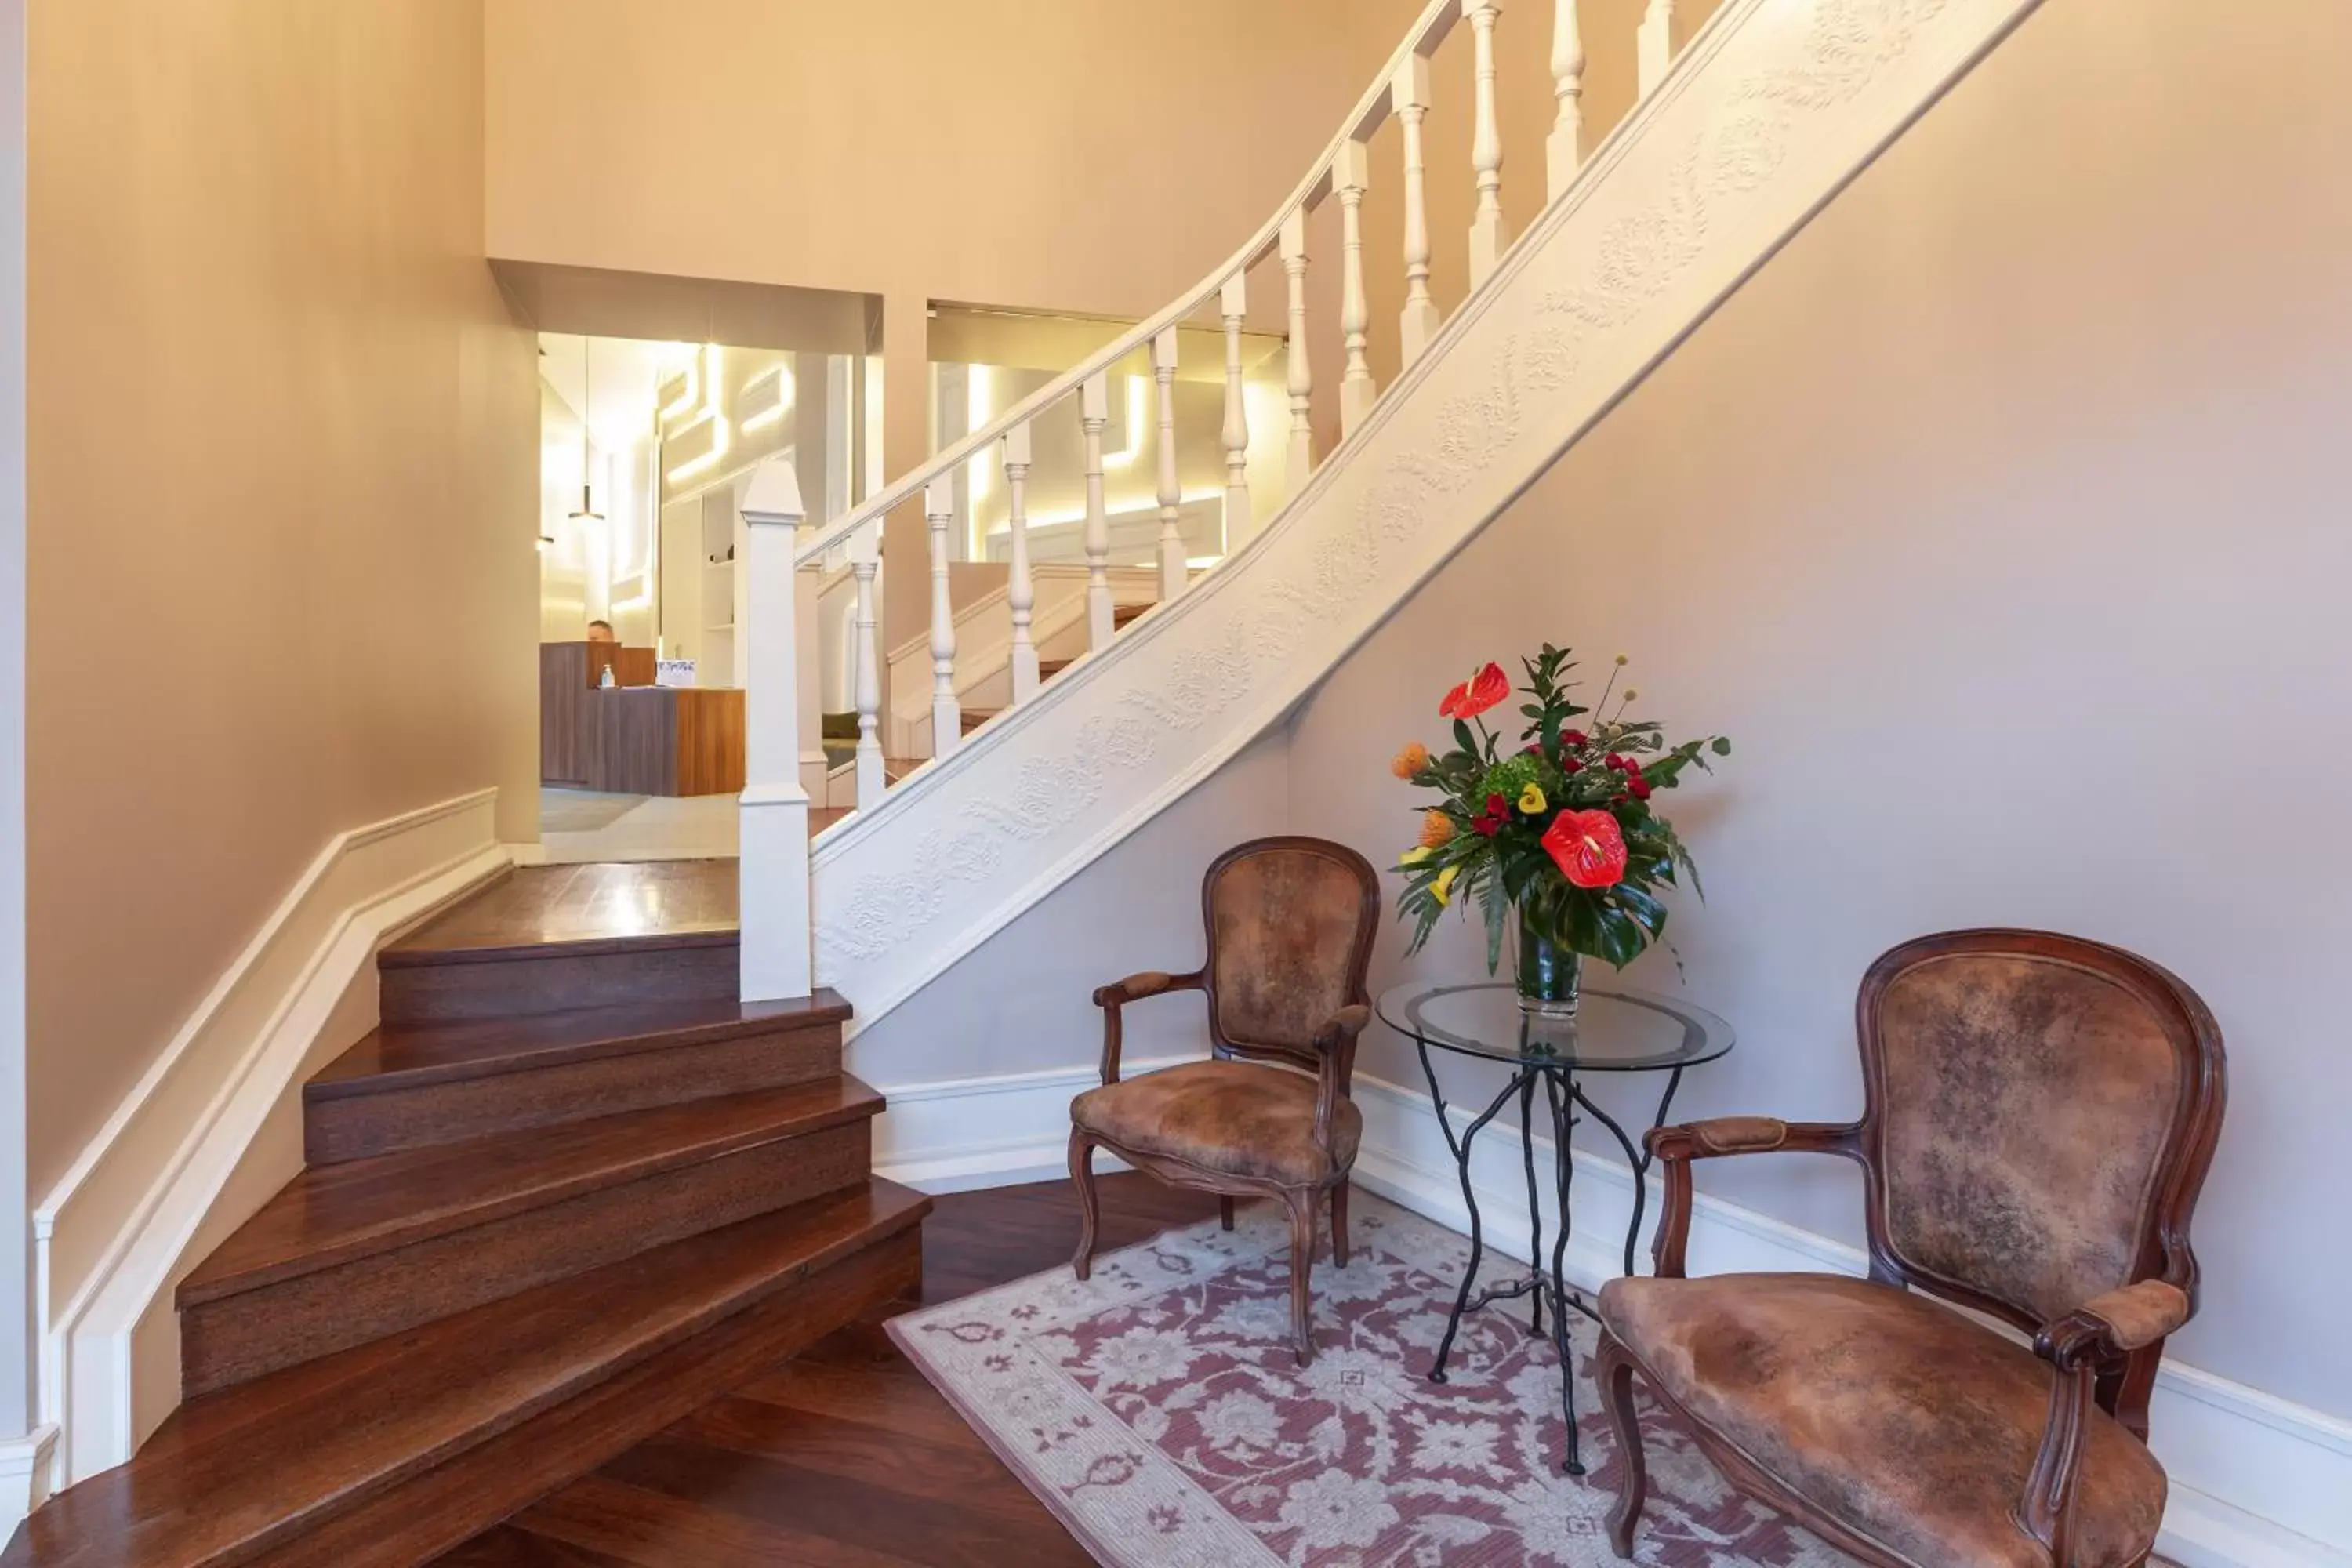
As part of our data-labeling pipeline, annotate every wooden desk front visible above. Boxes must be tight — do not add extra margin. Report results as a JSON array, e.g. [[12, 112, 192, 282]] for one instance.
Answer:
[[542, 642, 741, 796], [589, 687, 746, 797]]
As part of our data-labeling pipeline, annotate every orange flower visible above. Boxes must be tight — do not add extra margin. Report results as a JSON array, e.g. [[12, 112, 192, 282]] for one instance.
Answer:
[[1439, 662, 1511, 721], [1418, 811, 1456, 849], [1391, 741, 1431, 779]]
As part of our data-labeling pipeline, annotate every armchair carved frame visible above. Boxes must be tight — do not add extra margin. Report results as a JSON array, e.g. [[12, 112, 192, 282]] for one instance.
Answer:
[[1595, 929, 2227, 1566], [1068, 836, 1381, 1364]]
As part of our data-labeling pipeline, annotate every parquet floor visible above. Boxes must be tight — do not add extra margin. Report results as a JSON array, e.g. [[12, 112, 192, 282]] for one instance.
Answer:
[[430, 1175, 1218, 1566]]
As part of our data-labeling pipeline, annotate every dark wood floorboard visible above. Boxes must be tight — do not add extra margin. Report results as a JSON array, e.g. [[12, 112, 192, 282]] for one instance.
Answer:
[[392, 862, 738, 954], [429, 1175, 1218, 1568]]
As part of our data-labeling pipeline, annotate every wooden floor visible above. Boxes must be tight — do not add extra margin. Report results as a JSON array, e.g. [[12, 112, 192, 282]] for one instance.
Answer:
[[431, 1175, 1218, 1567], [394, 862, 739, 954]]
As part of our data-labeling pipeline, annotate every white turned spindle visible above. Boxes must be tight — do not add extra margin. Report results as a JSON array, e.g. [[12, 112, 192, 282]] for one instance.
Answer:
[[1637, 0, 1676, 100], [738, 461, 811, 1000], [1464, 0, 1508, 285], [1392, 59, 1440, 368], [1080, 374, 1115, 648], [848, 518, 884, 810], [1152, 327, 1185, 601], [1548, 0, 1586, 199], [1003, 422, 1039, 703], [1218, 273, 1252, 546], [924, 475, 960, 757], [1334, 140, 1374, 437], [1279, 209, 1313, 492]]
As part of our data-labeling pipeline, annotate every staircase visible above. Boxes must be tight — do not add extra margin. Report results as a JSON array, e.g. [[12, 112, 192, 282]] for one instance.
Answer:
[[735, 0, 2051, 1019], [5, 864, 927, 1568]]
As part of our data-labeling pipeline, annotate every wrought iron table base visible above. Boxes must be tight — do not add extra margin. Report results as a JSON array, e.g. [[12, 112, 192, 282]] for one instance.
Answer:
[[1416, 1044, 1685, 1476]]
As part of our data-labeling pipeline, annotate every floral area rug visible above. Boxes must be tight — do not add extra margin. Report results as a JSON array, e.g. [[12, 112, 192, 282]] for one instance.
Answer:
[[888, 1194, 1854, 1566]]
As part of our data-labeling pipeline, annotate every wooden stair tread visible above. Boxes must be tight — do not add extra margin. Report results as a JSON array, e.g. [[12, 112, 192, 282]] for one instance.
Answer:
[[1113, 602, 1149, 626], [181, 1077, 886, 1306], [7, 1180, 931, 1568], [386, 862, 738, 962], [959, 709, 998, 735], [377, 925, 738, 971], [307, 992, 852, 1098], [1039, 659, 1073, 678]]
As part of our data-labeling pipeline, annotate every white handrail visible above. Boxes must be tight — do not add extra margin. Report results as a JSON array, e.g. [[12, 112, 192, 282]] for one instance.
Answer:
[[790, 0, 1461, 571]]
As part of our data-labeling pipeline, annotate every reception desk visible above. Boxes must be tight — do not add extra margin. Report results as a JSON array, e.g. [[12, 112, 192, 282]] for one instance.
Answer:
[[540, 642, 746, 797]]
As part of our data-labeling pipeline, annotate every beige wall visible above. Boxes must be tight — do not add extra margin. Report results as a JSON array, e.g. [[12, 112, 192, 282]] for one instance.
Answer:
[[1287, 0, 2352, 1417], [24, 1, 539, 1197]]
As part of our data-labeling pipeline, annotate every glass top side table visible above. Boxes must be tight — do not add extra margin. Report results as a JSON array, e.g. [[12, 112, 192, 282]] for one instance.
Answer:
[[1375, 981, 1733, 1475]]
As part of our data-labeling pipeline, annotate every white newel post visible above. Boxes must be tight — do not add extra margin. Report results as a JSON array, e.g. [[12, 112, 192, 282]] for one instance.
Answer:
[[1637, 0, 1676, 100], [925, 475, 960, 758], [1003, 421, 1039, 703], [1464, 0, 1508, 285], [1080, 373, 1114, 648], [1334, 140, 1375, 437], [1548, 0, 1585, 199], [738, 462, 811, 1002], [1152, 327, 1185, 601], [1392, 57, 1441, 367], [1219, 273, 1252, 547], [849, 518, 885, 809], [1280, 209, 1314, 493]]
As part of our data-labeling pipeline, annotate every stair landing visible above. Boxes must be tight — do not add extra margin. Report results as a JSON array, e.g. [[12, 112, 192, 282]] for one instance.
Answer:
[[389, 860, 738, 956]]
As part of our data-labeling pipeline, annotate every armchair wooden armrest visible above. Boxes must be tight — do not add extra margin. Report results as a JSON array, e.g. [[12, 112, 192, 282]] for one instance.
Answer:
[[1646, 1117, 1863, 1278], [2016, 1280, 2193, 1558], [1306, 1003, 1371, 1157], [1090, 970, 1203, 1085]]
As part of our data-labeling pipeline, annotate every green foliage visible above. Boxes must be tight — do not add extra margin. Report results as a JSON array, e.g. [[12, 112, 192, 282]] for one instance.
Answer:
[[1388, 643, 1729, 973]]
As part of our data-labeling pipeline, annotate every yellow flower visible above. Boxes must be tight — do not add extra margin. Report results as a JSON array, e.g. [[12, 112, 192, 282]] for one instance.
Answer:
[[1418, 811, 1457, 849], [1399, 845, 1433, 866], [1432, 866, 1460, 907], [1391, 741, 1432, 780], [1518, 782, 1547, 815], [1621, 687, 1640, 702], [1614, 653, 1630, 666]]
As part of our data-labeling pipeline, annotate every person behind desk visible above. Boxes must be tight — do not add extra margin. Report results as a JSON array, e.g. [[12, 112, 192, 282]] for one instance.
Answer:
[[586, 619, 615, 644]]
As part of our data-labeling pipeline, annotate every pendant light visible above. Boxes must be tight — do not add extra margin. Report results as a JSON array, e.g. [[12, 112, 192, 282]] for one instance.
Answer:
[[568, 338, 604, 524]]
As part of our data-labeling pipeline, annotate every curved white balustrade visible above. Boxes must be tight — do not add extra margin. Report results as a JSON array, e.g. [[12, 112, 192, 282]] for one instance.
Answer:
[[736, 0, 2044, 1009]]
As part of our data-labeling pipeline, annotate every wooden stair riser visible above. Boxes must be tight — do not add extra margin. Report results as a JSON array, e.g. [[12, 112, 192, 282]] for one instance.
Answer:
[[303, 1021, 841, 1165], [243, 1229, 920, 1568], [180, 1120, 873, 1398], [378, 938, 739, 1026]]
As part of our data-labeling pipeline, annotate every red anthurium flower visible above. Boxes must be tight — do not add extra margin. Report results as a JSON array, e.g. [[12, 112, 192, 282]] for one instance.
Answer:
[[1543, 809, 1628, 889], [1439, 662, 1511, 721]]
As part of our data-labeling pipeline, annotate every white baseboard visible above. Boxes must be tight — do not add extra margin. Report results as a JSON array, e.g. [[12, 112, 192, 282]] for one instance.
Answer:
[[860, 1056, 2352, 1567], [31, 789, 510, 1487], [862, 1055, 1199, 1194], [0, 1425, 58, 1536]]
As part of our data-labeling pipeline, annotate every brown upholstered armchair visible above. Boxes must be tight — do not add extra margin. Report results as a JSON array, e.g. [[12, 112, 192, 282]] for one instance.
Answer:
[[1597, 930, 2226, 1568], [1068, 836, 1379, 1364]]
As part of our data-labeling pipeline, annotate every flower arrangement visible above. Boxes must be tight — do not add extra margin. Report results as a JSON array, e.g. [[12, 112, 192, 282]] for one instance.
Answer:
[[1392, 644, 1730, 1012]]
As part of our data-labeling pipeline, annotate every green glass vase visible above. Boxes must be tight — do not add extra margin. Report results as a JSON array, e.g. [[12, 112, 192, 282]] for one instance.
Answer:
[[1515, 920, 1584, 1018]]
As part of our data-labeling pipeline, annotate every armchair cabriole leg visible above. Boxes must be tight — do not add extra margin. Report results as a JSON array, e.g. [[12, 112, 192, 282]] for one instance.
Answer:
[[1330, 1178, 1352, 1266], [1596, 1330, 1649, 1558], [1219, 1196, 1236, 1232], [1069, 1129, 1102, 1280], [1286, 1191, 1319, 1364]]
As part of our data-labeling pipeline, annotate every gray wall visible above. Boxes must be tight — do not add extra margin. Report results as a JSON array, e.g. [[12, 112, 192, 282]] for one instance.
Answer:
[[1288, 0, 2352, 1418]]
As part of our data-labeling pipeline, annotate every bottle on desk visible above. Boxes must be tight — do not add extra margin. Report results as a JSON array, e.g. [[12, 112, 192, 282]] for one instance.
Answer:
[[599, 664, 615, 689]]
